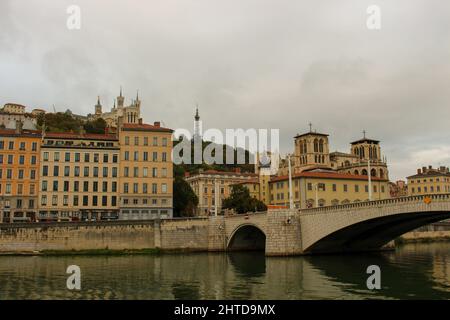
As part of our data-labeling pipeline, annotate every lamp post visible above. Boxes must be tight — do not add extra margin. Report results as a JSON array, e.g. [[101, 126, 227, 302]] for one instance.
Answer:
[[368, 159, 372, 201], [287, 154, 294, 209]]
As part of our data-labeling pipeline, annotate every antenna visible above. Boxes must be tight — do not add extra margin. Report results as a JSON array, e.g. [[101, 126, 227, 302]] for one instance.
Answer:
[[52, 104, 56, 113]]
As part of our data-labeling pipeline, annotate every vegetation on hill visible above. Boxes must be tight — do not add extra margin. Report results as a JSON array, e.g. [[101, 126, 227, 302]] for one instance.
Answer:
[[36, 112, 107, 134]]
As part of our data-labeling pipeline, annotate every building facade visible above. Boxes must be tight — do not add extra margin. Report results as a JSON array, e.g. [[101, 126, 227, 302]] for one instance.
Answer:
[[0, 125, 41, 222], [38, 131, 120, 222], [407, 166, 450, 196], [119, 121, 174, 220]]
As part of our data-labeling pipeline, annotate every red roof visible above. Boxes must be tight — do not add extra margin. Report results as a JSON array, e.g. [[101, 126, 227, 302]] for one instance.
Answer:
[[0, 129, 41, 137], [270, 171, 387, 182], [44, 132, 118, 141], [122, 123, 173, 132], [232, 179, 259, 185]]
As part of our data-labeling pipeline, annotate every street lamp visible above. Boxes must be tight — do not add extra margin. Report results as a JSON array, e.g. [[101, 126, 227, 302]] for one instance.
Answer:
[[368, 159, 372, 201], [312, 183, 319, 208]]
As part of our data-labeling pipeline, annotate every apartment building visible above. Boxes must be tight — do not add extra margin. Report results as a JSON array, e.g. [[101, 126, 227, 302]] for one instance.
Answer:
[[38, 131, 120, 221], [119, 121, 173, 220], [407, 166, 450, 196], [0, 123, 41, 222]]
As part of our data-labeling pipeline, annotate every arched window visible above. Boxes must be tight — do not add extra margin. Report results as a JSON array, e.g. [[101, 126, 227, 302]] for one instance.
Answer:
[[379, 169, 384, 179], [373, 146, 377, 159], [331, 199, 339, 206], [344, 160, 350, 167], [303, 141, 307, 153], [319, 139, 324, 153], [362, 169, 368, 176], [341, 199, 350, 205], [322, 155, 325, 163], [318, 199, 325, 207], [314, 139, 319, 152], [371, 169, 377, 177], [360, 146, 365, 159], [354, 170, 359, 175]]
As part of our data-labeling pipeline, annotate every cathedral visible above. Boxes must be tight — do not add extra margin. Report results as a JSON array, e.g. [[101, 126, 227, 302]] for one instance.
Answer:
[[89, 88, 141, 127], [278, 126, 389, 180]]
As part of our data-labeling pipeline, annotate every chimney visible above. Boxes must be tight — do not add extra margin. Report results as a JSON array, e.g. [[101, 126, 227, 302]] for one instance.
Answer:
[[154, 121, 160, 127], [429, 165, 432, 170], [417, 169, 421, 175], [15, 120, 23, 134], [138, 118, 143, 125], [422, 166, 427, 173]]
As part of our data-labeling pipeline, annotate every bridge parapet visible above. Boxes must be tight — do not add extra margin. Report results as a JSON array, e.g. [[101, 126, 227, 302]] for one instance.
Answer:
[[299, 194, 450, 216]]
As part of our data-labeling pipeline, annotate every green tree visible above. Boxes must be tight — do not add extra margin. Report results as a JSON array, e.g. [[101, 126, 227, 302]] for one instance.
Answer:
[[222, 185, 267, 214], [84, 118, 107, 134], [173, 177, 199, 217]]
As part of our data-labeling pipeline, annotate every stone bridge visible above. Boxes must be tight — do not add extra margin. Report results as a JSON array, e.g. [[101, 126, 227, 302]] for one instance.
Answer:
[[223, 194, 450, 255]]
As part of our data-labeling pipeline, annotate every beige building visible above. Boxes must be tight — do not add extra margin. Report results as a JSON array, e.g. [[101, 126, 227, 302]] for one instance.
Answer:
[[119, 121, 174, 220], [1, 103, 26, 114], [269, 171, 390, 209], [407, 166, 450, 196], [90, 89, 142, 128], [185, 169, 258, 216], [0, 125, 41, 222], [38, 131, 120, 221]]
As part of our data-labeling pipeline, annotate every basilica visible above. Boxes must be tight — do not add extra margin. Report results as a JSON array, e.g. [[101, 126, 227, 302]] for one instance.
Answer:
[[89, 88, 141, 127]]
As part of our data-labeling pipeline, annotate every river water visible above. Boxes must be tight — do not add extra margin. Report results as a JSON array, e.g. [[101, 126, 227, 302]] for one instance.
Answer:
[[0, 243, 449, 300]]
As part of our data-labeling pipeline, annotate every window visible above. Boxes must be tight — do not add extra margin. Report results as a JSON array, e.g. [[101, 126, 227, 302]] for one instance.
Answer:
[[73, 196, 79, 206], [133, 167, 138, 177], [93, 182, 98, 192], [53, 165, 59, 176], [103, 154, 108, 163], [7, 155, 13, 164], [30, 170, 36, 180], [152, 152, 158, 161], [19, 155, 24, 164], [112, 182, 117, 192], [152, 168, 157, 177], [365, 185, 369, 193], [83, 181, 89, 192], [74, 181, 79, 192], [54, 152, 60, 162], [102, 182, 108, 192], [162, 137, 167, 147], [32, 142, 37, 151], [162, 168, 167, 178], [162, 184, 167, 193], [125, 136, 130, 145], [5, 183, 11, 194], [124, 151, 129, 160], [143, 152, 148, 161], [17, 184, 23, 195], [83, 196, 88, 206], [343, 184, 348, 192], [152, 183, 157, 194], [0, 155, 2, 164], [111, 196, 117, 206], [102, 196, 107, 206], [332, 184, 337, 192], [134, 137, 139, 146], [84, 167, 89, 177], [92, 196, 98, 206], [94, 153, 99, 163], [52, 195, 58, 206], [153, 137, 158, 146], [41, 195, 47, 206], [63, 181, 69, 192], [144, 137, 148, 145], [103, 167, 108, 177], [93, 167, 99, 177], [63, 195, 69, 206], [8, 141, 14, 150], [42, 181, 48, 191], [124, 167, 129, 177], [74, 166, 80, 177], [162, 152, 167, 162], [143, 167, 148, 177], [124, 183, 129, 193], [143, 183, 148, 194], [355, 185, 359, 192], [31, 155, 36, 165], [53, 181, 58, 191], [84, 153, 90, 162], [374, 185, 377, 193], [75, 153, 80, 162], [65, 152, 70, 162], [113, 154, 118, 163], [0, 141, 4, 149], [134, 151, 138, 161], [18, 170, 24, 179], [133, 183, 138, 193], [64, 166, 70, 176], [19, 142, 25, 150], [112, 167, 117, 177]]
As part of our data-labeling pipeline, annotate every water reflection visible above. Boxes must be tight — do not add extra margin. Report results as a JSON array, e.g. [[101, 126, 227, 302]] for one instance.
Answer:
[[0, 243, 448, 300]]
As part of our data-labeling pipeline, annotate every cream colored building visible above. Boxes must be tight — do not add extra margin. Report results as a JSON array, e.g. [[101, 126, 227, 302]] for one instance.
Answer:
[[119, 121, 174, 220], [185, 169, 258, 216], [90, 89, 142, 128], [407, 166, 450, 196], [1, 103, 26, 114], [38, 131, 120, 221], [269, 171, 390, 209]]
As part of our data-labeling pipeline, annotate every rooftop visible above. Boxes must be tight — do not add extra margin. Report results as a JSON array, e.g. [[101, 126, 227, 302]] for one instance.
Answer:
[[270, 171, 388, 182], [122, 122, 173, 133]]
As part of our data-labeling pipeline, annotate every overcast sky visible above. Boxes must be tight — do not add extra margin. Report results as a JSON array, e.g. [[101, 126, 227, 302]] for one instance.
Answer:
[[1, 0, 449, 181]]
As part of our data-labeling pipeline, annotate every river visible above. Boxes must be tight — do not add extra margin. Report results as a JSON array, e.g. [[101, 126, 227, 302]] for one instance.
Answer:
[[0, 243, 449, 300]]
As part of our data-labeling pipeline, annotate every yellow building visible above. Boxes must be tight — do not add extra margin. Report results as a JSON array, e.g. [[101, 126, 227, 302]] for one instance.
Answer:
[[269, 171, 390, 209], [407, 166, 450, 196], [185, 169, 258, 216], [119, 121, 174, 220], [38, 131, 120, 221], [0, 125, 41, 222]]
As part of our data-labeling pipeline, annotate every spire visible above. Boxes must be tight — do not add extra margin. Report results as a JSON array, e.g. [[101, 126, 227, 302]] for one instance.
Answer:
[[363, 130, 366, 139], [120, 86, 123, 97], [97, 96, 101, 105], [195, 106, 200, 121], [309, 122, 312, 132], [113, 99, 116, 109], [136, 90, 139, 101]]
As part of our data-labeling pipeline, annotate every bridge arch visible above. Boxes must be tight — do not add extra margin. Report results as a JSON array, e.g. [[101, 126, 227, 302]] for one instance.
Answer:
[[227, 224, 266, 251]]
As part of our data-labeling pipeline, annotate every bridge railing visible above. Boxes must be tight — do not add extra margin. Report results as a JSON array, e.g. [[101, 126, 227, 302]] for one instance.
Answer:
[[298, 193, 450, 215]]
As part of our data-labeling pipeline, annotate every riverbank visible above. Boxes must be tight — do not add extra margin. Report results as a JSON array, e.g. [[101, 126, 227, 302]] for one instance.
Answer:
[[397, 230, 450, 244]]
